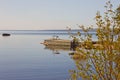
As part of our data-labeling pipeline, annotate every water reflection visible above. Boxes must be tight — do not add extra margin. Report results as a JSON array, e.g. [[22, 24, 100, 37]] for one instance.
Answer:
[[0, 35, 75, 80], [42, 38, 120, 80], [44, 45, 71, 51], [43, 44, 71, 54], [42, 42, 88, 80]]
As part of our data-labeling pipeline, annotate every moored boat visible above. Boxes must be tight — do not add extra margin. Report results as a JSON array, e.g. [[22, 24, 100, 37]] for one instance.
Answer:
[[2, 33, 11, 36]]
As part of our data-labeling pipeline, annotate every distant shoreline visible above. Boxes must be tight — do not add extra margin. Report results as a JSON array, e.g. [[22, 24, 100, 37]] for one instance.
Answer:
[[0, 28, 97, 31], [0, 29, 96, 35]]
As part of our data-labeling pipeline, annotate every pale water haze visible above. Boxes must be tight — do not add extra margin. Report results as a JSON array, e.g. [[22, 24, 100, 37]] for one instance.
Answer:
[[0, 0, 119, 30], [0, 30, 97, 80]]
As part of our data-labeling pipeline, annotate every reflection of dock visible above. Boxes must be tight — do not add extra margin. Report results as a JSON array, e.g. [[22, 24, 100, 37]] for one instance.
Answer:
[[44, 45, 71, 51]]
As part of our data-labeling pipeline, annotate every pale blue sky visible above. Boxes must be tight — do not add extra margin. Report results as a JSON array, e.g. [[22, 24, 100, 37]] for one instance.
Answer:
[[0, 0, 119, 30]]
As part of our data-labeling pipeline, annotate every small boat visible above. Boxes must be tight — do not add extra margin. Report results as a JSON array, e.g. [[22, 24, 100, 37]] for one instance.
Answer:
[[2, 33, 11, 36]]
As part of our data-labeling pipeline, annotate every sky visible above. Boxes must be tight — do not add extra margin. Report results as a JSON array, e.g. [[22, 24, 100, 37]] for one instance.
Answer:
[[0, 0, 119, 30]]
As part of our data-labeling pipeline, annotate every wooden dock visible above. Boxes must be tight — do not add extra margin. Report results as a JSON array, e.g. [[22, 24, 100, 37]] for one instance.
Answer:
[[42, 38, 101, 50], [43, 39, 71, 46]]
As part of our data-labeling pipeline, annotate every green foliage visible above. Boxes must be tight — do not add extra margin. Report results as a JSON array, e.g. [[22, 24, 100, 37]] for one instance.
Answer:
[[69, 1, 120, 80]]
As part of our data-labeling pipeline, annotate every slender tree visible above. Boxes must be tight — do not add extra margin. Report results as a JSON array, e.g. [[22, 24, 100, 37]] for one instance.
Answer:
[[69, 1, 120, 80]]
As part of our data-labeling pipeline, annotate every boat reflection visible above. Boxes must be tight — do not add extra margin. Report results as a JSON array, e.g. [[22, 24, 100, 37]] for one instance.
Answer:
[[44, 45, 71, 54]]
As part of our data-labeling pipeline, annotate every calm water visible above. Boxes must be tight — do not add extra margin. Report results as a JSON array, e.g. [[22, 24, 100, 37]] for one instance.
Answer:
[[0, 30, 77, 80], [0, 30, 96, 80]]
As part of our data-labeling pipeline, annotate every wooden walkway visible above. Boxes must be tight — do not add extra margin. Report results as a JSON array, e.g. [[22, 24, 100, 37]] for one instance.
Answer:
[[42, 38, 101, 50], [43, 39, 71, 46]]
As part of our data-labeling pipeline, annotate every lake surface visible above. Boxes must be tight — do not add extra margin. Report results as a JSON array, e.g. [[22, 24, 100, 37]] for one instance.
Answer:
[[0, 30, 76, 80], [0, 30, 96, 80]]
